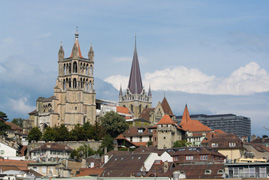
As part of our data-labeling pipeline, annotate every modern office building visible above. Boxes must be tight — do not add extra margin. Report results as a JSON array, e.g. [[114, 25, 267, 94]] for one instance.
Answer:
[[177, 114, 251, 137]]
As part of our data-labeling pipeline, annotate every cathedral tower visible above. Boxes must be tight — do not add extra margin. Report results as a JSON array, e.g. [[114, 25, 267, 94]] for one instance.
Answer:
[[119, 37, 152, 119], [35, 29, 96, 130]]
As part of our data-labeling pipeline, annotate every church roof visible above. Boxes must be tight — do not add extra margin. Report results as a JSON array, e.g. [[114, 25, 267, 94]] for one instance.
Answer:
[[128, 37, 143, 94], [157, 115, 184, 131], [70, 29, 83, 58], [179, 105, 211, 132], [161, 97, 173, 116]]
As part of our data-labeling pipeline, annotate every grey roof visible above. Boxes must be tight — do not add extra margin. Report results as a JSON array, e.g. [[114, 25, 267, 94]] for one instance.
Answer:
[[128, 38, 143, 94]]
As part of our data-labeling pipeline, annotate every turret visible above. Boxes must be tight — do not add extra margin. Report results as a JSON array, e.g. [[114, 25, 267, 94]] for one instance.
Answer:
[[58, 41, 64, 61], [88, 43, 94, 62]]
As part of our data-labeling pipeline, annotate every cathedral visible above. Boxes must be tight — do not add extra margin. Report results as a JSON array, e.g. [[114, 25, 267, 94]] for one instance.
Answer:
[[30, 30, 96, 130], [119, 38, 152, 119]]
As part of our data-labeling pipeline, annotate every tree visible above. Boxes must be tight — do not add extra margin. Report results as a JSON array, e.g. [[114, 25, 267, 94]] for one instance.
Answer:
[[0, 111, 8, 121], [97, 135, 114, 155], [0, 121, 11, 136], [173, 140, 191, 148], [100, 111, 129, 138], [28, 127, 42, 142], [70, 145, 95, 160], [70, 124, 87, 141], [42, 126, 56, 142], [11, 118, 24, 128], [54, 124, 70, 141]]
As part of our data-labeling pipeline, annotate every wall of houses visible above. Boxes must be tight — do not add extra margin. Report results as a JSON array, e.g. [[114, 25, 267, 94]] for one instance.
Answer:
[[0, 142, 17, 157], [218, 149, 244, 162]]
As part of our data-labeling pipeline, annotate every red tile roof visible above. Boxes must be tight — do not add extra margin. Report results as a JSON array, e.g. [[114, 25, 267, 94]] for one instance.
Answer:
[[0, 159, 35, 170], [179, 105, 211, 132], [140, 108, 155, 121], [76, 167, 106, 177], [157, 115, 175, 125], [5, 122, 23, 131]]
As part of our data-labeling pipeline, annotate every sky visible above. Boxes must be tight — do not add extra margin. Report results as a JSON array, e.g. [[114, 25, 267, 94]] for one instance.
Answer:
[[0, 0, 268, 136]]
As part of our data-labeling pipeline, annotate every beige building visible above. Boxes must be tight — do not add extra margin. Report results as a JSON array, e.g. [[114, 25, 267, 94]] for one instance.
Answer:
[[119, 38, 152, 119], [30, 30, 96, 130], [156, 115, 185, 149]]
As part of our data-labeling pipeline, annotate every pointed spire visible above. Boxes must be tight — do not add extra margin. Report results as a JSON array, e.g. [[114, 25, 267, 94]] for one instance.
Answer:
[[148, 85, 152, 97], [58, 41, 64, 61], [88, 42, 94, 61], [128, 36, 143, 94], [180, 104, 191, 125], [161, 97, 174, 116], [70, 26, 83, 58], [119, 84, 123, 96]]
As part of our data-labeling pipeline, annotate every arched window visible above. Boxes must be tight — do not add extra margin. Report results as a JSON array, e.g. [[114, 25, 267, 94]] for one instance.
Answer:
[[85, 79, 88, 91], [73, 78, 77, 89], [139, 105, 142, 114], [130, 104, 133, 112], [73, 62, 77, 73], [63, 79, 66, 90], [64, 64, 66, 75], [48, 103, 52, 112], [89, 81, 92, 90], [69, 78, 71, 88], [90, 65, 93, 76], [69, 63, 71, 74], [86, 64, 89, 75], [205, 170, 212, 175]]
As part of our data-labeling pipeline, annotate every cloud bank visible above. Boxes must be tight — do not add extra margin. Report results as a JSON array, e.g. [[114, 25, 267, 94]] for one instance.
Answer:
[[105, 62, 269, 95]]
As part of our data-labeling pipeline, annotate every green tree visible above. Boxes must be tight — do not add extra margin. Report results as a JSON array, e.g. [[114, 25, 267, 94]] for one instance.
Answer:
[[54, 124, 70, 141], [28, 127, 42, 142], [70, 145, 95, 160], [100, 111, 129, 138], [0, 111, 8, 121], [173, 140, 191, 148], [97, 135, 114, 155], [11, 118, 24, 128], [42, 126, 56, 141], [83, 122, 95, 140], [70, 124, 87, 141], [0, 121, 11, 136]]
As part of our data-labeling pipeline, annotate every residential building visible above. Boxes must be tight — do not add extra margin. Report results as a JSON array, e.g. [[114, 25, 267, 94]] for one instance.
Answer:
[[119, 38, 152, 119], [170, 147, 225, 164], [29, 29, 96, 131], [202, 133, 244, 163], [29, 143, 72, 162], [164, 163, 225, 179], [178, 113, 251, 137], [179, 105, 212, 146], [101, 152, 162, 177], [225, 162, 269, 178], [4, 122, 23, 139]]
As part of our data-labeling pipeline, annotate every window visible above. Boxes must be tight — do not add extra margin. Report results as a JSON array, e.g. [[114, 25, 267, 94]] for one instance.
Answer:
[[201, 155, 208, 160], [229, 142, 236, 147], [218, 169, 224, 174], [212, 143, 218, 147], [130, 137, 133, 142], [186, 156, 193, 160], [138, 129, 143, 133], [140, 136, 142, 142], [0, 150, 4, 154], [164, 136, 166, 139], [205, 170, 212, 174], [42, 166, 46, 174]]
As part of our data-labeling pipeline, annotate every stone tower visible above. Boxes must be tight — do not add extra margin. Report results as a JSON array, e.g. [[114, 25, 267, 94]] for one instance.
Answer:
[[35, 29, 96, 130], [119, 37, 152, 119]]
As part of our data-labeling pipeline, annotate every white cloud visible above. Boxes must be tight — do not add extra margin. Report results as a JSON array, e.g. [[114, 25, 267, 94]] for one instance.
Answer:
[[36, 32, 52, 39], [104, 75, 129, 90], [8, 96, 35, 114], [105, 62, 269, 95]]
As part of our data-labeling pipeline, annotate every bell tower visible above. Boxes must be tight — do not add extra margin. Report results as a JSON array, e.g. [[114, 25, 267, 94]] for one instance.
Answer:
[[53, 28, 96, 129], [119, 37, 152, 119]]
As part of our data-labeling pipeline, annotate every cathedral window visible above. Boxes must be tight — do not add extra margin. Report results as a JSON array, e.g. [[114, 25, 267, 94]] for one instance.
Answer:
[[90, 65, 93, 76], [48, 104, 52, 112], [73, 62, 77, 73], [73, 78, 77, 89], [69, 63, 71, 74], [69, 78, 71, 88], [139, 105, 142, 114], [64, 64, 66, 75], [63, 79, 66, 90], [86, 64, 89, 75], [130, 105, 133, 112]]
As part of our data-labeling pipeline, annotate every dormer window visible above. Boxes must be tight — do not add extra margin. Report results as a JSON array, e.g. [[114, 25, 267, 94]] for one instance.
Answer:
[[217, 169, 224, 174], [138, 129, 143, 133], [212, 143, 218, 147], [205, 170, 212, 174], [229, 142, 236, 147]]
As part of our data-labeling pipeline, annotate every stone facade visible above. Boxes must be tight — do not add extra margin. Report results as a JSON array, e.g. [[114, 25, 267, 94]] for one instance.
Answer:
[[31, 30, 96, 130]]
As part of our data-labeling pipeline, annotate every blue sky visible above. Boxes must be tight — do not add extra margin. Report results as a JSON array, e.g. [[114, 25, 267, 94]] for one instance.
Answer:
[[0, 0, 268, 136]]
